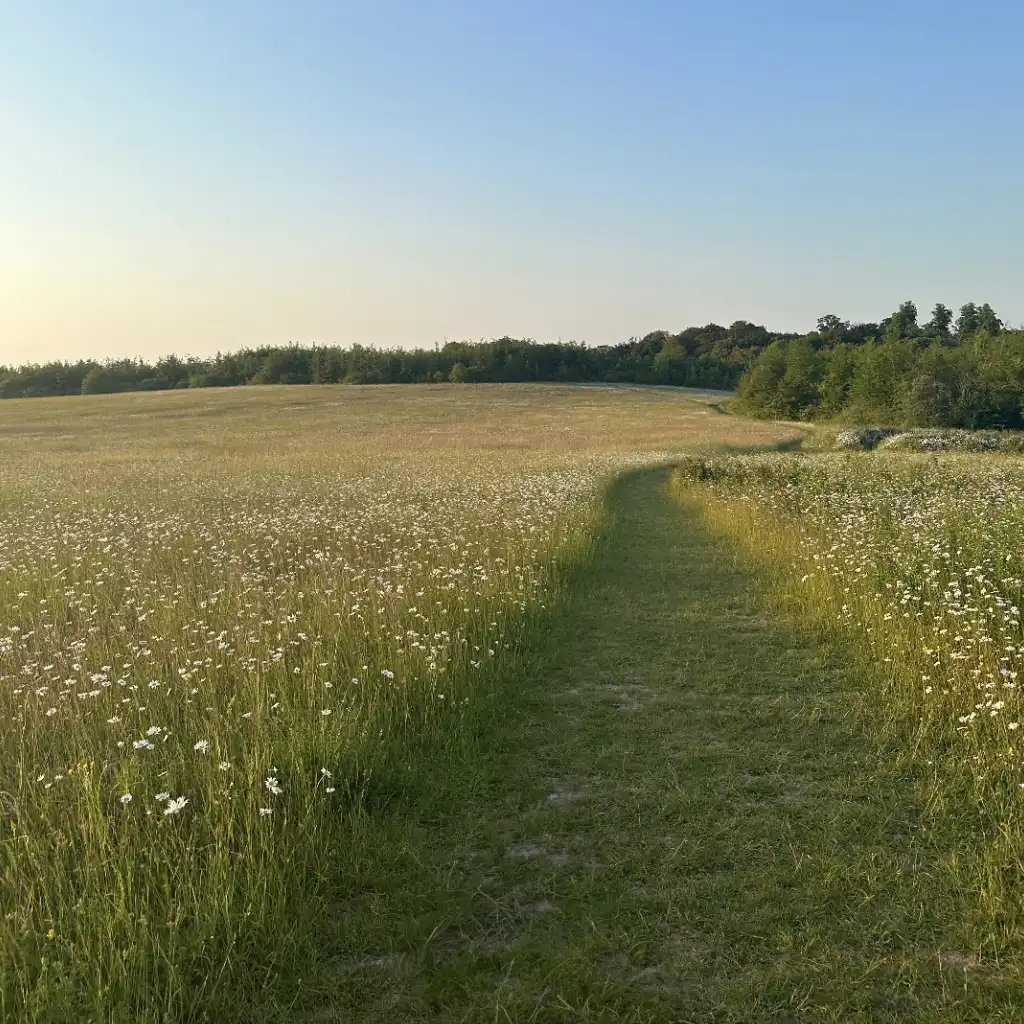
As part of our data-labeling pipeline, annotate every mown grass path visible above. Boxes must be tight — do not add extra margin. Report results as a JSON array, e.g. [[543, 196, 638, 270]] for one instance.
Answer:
[[323, 469, 1007, 1022]]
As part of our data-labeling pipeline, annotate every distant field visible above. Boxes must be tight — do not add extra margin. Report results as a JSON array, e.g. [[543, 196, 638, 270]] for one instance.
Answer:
[[0, 384, 796, 1020], [0, 382, 776, 458]]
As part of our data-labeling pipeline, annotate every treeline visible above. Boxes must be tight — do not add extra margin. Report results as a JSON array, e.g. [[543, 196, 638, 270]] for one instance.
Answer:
[[12, 305, 1018, 425], [0, 324, 791, 399], [737, 302, 1024, 428]]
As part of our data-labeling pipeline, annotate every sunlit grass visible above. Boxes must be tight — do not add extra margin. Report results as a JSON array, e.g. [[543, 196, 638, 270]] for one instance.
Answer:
[[0, 383, 795, 1019], [672, 451, 1024, 951]]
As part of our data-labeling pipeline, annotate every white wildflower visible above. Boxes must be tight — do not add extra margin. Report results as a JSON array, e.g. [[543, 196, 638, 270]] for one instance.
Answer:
[[163, 796, 188, 816]]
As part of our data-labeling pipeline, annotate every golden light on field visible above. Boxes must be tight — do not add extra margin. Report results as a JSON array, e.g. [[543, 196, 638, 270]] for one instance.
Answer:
[[0, 383, 796, 1013]]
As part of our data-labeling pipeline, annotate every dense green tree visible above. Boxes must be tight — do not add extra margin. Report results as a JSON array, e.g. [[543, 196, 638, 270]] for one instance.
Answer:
[[955, 303, 981, 340], [924, 303, 953, 338], [737, 299, 1019, 427], [817, 344, 857, 417], [653, 340, 693, 384], [815, 314, 851, 344], [80, 367, 118, 395], [774, 339, 824, 418], [883, 301, 919, 342], [736, 340, 789, 415], [900, 345, 960, 425], [978, 303, 1004, 336], [845, 339, 917, 422]]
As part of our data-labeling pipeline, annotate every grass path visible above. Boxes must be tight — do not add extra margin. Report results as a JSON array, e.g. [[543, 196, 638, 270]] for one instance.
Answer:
[[320, 469, 1004, 1022]]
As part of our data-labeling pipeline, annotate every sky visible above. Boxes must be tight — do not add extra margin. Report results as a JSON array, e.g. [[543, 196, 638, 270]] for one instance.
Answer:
[[1, 1, 1022, 364]]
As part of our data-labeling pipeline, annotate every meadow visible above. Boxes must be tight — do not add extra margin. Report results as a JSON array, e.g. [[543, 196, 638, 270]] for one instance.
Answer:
[[673, 450, 1024, 811], [8, 384, 1024, 1021], [0, 384, 792, 1021], [672, 450, 1024, 989]]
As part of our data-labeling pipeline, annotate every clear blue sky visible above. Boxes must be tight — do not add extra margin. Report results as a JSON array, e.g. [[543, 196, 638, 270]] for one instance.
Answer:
[[2, 1, 1021, 363]]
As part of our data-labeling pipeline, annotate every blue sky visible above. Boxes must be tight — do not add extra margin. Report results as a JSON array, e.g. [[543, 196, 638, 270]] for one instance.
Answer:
[[2, 1, 1022, 363]]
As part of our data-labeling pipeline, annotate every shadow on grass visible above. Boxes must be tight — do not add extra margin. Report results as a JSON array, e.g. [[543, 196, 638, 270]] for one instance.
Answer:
[[300, 468, 1014, 1023]]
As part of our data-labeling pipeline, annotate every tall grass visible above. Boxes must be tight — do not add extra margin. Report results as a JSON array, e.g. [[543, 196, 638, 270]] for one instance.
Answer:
[[0, 449, 611, 1018], [672, 451, 1024, 948], [0, 384, 797, 1018]]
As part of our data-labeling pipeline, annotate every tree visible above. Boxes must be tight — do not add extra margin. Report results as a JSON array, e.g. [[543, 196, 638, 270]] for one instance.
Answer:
[[816, 314, 850, 342], [817, 345, 857, 417], [774, 339, 824, 418], [883, 301, 919, 341], [846, 339, 916, 423], [955, 302, 981, 340], [903, 374, 946, 426], [736, 340, 789, 415], [726, 320, 773, 351], [653, 340, 691, 384], [80, 366, 116, 395], [978, 303, 1003, 336], [449, 362, 469, 383], [902, 345, 962, 425], [924, 303, 953, 338]]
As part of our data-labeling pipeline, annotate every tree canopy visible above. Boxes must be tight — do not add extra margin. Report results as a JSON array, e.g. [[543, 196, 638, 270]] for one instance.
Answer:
[[736, 301, 1024, 428]]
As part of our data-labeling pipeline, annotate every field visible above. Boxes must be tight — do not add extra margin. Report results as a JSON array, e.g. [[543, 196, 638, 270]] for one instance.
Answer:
[[6, 385, 1024, 1021], [0, 384, 792, 1021], [672, 450, 1024, 1016]]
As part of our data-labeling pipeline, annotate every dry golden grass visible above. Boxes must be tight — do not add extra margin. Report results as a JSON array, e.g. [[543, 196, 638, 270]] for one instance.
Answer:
[[0, 382, 798, 465]]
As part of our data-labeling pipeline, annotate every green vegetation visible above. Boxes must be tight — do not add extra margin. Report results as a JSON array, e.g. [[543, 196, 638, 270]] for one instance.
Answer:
[[0, 384, 793, 1020], [806, 425, 1024, 454], [671, 450, 1024, 1012], [10, 299, 1019, 431], [0, 323, 784, 399], [300, 469, 1022, 1021], [736, 301, 1024, 427], [8, 383, 1024, 1019], [8, 298, 1022, 433]]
